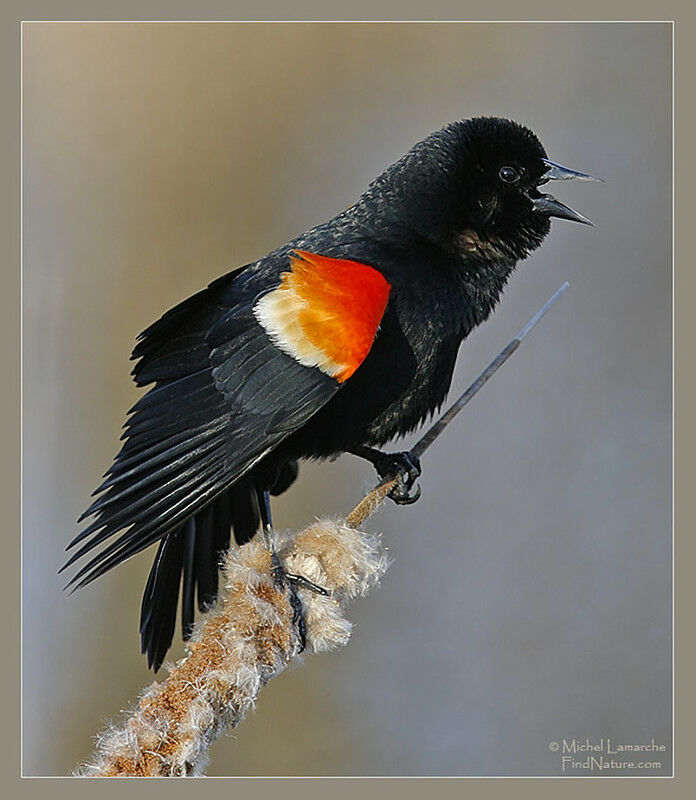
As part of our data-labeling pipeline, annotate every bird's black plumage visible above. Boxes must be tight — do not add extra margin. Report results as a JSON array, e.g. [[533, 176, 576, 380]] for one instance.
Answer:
[[63, 117, 597, 670]]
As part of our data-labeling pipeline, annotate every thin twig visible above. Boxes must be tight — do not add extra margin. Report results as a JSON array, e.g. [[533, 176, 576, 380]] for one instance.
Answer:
[[346, 282, 569, 527]]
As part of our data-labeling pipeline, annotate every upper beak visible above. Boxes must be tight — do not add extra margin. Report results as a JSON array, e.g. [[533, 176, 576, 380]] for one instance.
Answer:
[[539, 158, 603, 183], [532, 158, 603, 226]]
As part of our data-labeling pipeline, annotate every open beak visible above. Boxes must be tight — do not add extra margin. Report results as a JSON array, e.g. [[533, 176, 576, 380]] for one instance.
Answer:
[[532, 158, 602, 226]]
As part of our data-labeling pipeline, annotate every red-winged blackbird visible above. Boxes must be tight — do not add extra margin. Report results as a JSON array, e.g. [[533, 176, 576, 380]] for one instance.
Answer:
[[62, 117, 599, 670]]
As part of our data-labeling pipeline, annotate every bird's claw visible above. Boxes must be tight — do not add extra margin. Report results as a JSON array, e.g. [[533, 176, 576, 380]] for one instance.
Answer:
[[390, 479, 422, 505], [270, 555, 329, 653], [288, 587, 307, 652], [284, 572, 330, 596], [374, 451, 423, 506]]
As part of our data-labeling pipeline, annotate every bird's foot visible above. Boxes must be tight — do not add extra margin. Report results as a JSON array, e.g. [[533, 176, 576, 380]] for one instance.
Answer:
[[373, 451, 422, 505], [270, 551, 328, 653]]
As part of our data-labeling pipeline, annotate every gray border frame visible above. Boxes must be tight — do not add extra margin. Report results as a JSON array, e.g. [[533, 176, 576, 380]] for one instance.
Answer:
[[4, 4, 689, 797]]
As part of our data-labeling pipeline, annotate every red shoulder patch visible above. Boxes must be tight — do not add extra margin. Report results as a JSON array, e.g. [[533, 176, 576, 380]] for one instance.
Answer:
[[254, 250, 391, 382]]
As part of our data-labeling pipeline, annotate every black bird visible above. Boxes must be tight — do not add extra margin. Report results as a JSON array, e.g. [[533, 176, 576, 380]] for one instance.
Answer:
[[62, 117, 599, 670]]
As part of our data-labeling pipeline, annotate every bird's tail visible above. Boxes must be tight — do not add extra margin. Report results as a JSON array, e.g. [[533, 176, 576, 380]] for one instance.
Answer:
[[139, 462, 299, 672], [139, 487, 238, 671]]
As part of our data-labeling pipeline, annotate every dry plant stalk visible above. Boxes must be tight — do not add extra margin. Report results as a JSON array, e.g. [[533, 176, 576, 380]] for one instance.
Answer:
[[77, 285, 568, 776], [78, 517, 390, 777]]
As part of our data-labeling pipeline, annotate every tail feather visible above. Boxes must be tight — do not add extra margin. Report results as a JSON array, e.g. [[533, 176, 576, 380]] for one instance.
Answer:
[[229, 480, 261, 546], [136, 461, 301, 672], [139, 532, 184, 671], [193, 503, 219, 613], [138, 481, 261, 671], [181, 519, 197, 640]]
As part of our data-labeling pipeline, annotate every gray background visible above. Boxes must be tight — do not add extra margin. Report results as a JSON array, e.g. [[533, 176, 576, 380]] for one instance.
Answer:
[[22, 22, 671, 776]]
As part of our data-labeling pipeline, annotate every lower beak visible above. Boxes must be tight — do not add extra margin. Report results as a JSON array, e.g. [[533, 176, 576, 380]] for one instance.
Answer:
[[532, 193, 595, 226]]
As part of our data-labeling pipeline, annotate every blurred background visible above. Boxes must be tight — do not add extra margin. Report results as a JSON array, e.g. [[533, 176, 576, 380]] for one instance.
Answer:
[[22, 22, 671, 776]]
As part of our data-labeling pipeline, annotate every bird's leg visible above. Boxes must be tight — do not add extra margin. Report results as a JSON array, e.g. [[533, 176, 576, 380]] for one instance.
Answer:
[[257, 489, 328, 653], [349, 445, 422, 505], [258, 489, 306, 649]]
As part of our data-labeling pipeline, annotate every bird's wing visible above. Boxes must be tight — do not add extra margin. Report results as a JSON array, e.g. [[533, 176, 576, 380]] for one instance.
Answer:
[[62, 250, 391, 588]]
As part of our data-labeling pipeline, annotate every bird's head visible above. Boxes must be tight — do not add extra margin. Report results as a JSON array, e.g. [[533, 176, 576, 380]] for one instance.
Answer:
[[456, 117, 600, 257], [366, 116, 601, 263]]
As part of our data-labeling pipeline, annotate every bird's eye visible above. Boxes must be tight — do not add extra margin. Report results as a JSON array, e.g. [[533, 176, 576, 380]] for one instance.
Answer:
[[499, 166, 520, 184]]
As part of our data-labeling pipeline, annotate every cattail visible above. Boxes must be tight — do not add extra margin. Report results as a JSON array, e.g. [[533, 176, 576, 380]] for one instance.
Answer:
[[78, 515, 390, 777], [76, 287, 564, 776]]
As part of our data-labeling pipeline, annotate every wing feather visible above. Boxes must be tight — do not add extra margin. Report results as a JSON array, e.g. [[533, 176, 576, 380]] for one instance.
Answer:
[[64, 250, 391, 592]]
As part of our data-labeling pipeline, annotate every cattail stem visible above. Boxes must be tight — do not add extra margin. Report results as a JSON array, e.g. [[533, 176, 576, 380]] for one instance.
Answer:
[[346, 281, 570, 525], [77, 284, 568, 776], [78, 520, 390, 776]]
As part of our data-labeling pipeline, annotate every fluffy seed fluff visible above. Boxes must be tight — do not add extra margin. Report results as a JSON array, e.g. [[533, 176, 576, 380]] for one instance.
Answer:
[[77, 516, 390, 777]]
